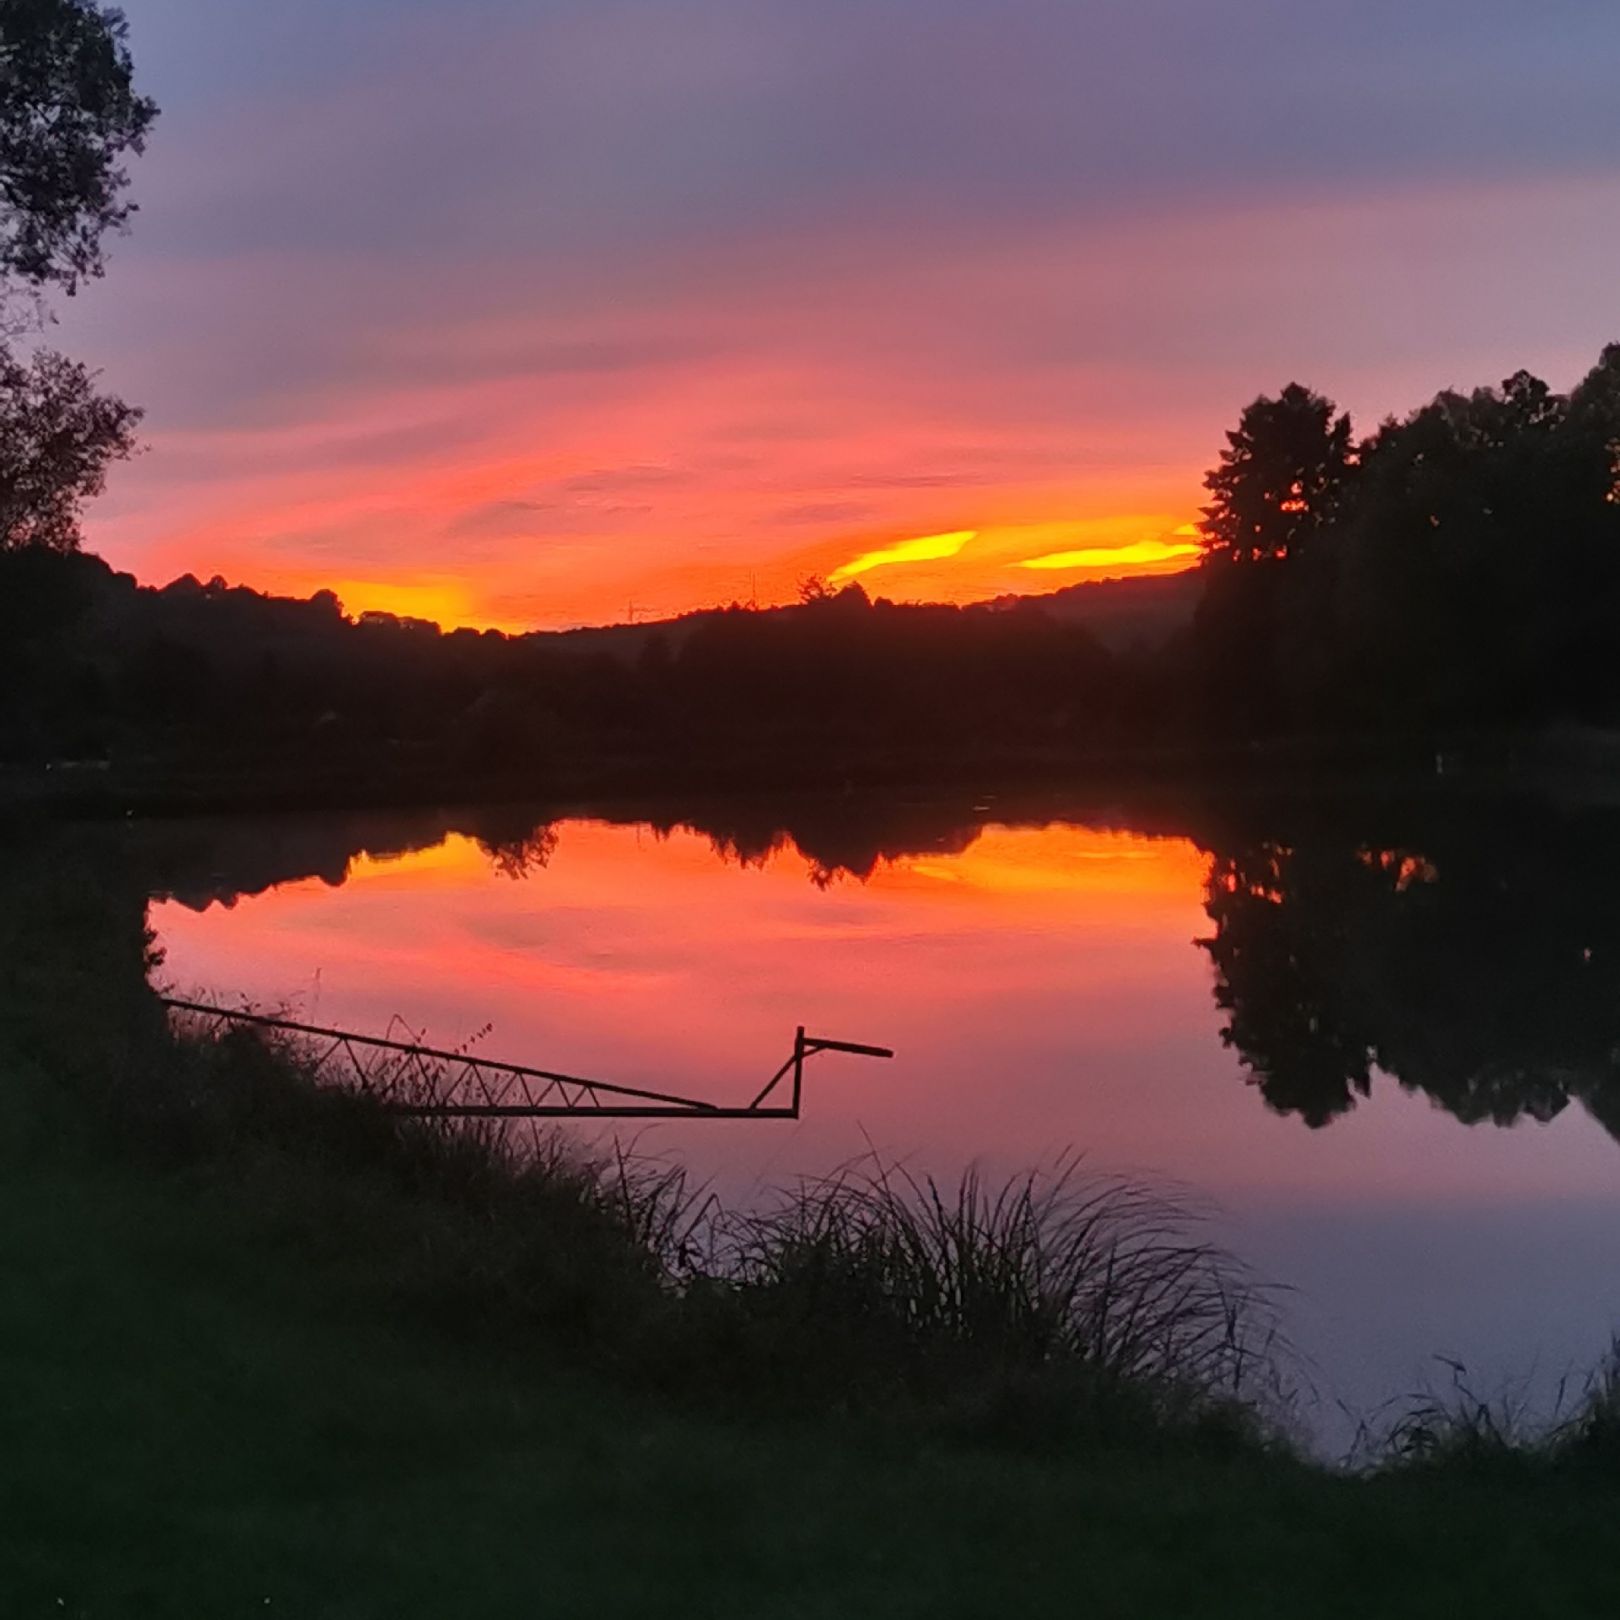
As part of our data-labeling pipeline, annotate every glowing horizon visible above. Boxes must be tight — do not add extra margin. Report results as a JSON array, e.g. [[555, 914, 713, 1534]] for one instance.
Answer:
[[49, 3, 1620, 633], [213, 508, 1211, 631]]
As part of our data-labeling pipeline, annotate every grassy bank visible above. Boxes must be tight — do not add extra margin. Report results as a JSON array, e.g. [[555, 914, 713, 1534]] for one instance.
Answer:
[[78, 1000, 1293, 1457], [7, 860, 1620, 1613], [7, 1058, 1620, 1617]]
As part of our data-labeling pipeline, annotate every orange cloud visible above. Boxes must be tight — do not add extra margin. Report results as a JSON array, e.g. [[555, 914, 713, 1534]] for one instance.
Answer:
[[829, 529, 977, 583], [1019, 536, 1201, 572]]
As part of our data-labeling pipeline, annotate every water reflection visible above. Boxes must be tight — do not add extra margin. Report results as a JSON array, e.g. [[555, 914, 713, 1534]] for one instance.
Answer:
[[138, 789, 1620, 1149], [1199, 814, 1620, 1139], [46, 788, 1620, 1439]]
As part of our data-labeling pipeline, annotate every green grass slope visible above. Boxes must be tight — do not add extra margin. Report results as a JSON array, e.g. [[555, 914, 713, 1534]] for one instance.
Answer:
[[4, 1119, 1620, 1618]]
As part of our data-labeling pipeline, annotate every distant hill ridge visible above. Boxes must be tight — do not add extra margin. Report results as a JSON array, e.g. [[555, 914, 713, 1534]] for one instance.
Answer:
[[27, 548, 1200, 656], [543, 568, 1200, 660]]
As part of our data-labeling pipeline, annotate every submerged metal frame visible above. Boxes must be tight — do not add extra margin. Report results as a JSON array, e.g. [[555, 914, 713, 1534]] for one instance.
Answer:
[[160, 999, 891, 1120]]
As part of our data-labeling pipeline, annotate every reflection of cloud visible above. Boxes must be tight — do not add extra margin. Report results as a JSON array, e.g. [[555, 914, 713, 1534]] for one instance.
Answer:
[[831, 530, 976, 582], [896, 826, 1205, 899]]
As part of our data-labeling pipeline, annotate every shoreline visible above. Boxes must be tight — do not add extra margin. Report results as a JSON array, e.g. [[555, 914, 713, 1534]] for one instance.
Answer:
[[7, 722, 1614, 826]]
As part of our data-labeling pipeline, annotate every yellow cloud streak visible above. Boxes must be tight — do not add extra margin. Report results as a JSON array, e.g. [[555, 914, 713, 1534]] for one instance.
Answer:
[[830, 529, 977, 582], [1018, 537, 1200, 572]]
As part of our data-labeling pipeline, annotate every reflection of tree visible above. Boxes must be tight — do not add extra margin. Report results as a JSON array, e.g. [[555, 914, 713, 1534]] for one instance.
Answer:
[[1199, 842, 1378, 1126], [133, 795, 1012, 901], [0, 835, 165, 1086], [1198, 811, 1620, 1138], [479, 823, 559, 881], [663, 800, 986, 886]]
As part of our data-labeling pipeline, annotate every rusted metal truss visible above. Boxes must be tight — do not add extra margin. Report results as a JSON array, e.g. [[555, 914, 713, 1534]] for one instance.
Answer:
[[160, 998, 891, 1120]]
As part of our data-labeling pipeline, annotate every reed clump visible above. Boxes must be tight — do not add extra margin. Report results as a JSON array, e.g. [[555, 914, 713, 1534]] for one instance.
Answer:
[[111, 1007, 1289, 1454], [679, 1158, 1287, 1450], [1369, 1350, 1620, 1480]]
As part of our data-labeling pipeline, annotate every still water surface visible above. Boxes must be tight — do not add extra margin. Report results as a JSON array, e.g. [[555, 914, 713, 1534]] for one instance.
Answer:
[[145, 800, 1620, 1446]]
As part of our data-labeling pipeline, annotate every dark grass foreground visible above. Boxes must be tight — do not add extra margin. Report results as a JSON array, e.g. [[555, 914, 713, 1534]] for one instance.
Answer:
[[116, 1006, 1294, 1457], [6, 1139, 1620, 1620], [7, 862, 1620, 1614]]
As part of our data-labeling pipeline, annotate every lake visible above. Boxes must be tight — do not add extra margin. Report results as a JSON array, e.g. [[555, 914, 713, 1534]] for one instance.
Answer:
[[136, 788, 1620, 1450]]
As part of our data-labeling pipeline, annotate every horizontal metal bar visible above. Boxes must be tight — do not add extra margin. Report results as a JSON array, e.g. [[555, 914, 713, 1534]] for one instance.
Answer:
[[804, 1037, 895, 1059], [391, 1105, 799, 1120]]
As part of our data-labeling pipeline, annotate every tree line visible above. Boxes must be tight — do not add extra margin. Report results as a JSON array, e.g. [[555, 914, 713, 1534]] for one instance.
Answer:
[[11, 345, 1616, 792], [1, 553, 1145, 786], [1191, 360, 1620, 734], [2, 4, 1619, 793]]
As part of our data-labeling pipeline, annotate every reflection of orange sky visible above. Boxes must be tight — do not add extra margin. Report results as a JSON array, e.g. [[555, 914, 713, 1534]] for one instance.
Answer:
[[156, 822, 1223, 1101], [886, 828, 1210, 904], [149, 816, 1620, 1216], [340, 822, 1209, 907]]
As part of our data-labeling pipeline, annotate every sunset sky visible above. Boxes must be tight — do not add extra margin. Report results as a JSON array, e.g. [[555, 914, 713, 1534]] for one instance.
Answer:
[[53, 1, 1620, 629]]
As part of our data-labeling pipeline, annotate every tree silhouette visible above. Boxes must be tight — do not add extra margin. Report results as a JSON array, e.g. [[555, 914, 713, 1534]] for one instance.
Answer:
[[1325, 365, 1620, 725], [1568, 342, 1620, 451], [0, 0, 152, 678], [479, 821, 560, 880], [1186, 348, 1620, 736], [0, 344, 139, 550], [1188, 384, 1353, 734], [1198, 384, 1352, 565], [0, 0, 157, 300]]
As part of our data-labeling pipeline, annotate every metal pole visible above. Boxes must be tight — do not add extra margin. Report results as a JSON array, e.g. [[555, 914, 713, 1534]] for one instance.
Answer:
[[165, 999, 887, 1121]]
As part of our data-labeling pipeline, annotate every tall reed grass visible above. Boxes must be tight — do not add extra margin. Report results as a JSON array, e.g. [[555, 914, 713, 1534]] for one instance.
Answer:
[[1361, 1349, 1620, 1478], [697, 1158, 1288, 1439], [138, 1006, 1291, 1451]]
